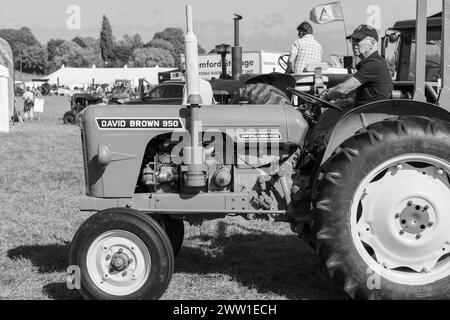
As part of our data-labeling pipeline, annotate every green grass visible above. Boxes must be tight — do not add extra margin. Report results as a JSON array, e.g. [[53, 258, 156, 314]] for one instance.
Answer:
[[0, 97, 348, 300]]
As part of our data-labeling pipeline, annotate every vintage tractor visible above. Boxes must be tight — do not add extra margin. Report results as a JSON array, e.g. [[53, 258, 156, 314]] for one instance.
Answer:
[[63, 93, 103, 125], [70, 2, 450, 300]]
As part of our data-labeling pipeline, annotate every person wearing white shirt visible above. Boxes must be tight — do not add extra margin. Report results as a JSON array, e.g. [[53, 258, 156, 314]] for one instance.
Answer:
[[22, 88, 35, 121]]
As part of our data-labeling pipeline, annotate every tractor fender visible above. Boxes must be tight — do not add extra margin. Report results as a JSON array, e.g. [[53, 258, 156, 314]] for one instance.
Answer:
[[320, 99, 450, 165], [245, 72, 296, 97]]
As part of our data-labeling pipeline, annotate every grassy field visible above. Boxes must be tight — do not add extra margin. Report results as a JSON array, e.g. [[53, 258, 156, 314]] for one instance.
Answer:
[[0, 96, 348, 300]]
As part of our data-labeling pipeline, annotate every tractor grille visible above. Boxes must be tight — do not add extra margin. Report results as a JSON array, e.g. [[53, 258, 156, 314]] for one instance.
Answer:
[[80, 129, 89, 194]]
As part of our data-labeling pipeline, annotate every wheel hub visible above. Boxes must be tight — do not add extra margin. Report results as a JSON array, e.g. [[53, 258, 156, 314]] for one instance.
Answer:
[[398, 202, 431, 235], [86, 230, 151, 296], [111, 251, 130, 272]]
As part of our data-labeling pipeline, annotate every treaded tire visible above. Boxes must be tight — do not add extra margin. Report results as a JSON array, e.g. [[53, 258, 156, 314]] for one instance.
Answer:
[[63, 111, 76, 125], [70, 208, 174, 300], [230, 83, 291, 105], [161, 218, 184, 256], [312, 116, 450, 299]]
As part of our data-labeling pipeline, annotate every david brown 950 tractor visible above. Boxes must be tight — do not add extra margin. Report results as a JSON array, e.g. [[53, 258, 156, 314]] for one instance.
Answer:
[[70, 2, 450, 299]]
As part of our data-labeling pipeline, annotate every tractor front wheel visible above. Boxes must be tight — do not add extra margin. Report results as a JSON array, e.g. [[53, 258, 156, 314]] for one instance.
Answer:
[[63, 111, 76, 125], [313, 117, 450, 299], [70, 208, 174, 300]]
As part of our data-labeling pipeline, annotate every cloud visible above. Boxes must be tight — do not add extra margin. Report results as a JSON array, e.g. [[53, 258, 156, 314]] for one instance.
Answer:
[[250, 13, 285, 38], [194, 20, 234, 52]]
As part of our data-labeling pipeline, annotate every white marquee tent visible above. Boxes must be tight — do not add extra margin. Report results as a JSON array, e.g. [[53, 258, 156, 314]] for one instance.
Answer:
[[42, 65, 176, 89]]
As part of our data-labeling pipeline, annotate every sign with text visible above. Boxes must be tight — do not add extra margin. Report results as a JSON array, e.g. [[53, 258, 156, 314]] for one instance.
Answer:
[[197, 51, 286, 80], [95, 117, 184, 130]]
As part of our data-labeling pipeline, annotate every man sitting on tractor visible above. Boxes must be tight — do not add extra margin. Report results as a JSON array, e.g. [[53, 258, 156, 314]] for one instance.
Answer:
[[286, 21, 323, 74], [321, 24, 393, 108]]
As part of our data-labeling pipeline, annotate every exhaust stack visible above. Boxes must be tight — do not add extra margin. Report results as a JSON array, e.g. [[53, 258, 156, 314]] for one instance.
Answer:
[[232, 14, 243, 80], [183, 5, 207, 188]]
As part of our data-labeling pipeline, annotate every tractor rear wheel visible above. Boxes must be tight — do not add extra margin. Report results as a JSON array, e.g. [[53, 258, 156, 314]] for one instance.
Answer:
[[70, 208, 174, 300], [312, 117, 450, 299], [230, 83, 291, 105], [63, 111, 76, 125]]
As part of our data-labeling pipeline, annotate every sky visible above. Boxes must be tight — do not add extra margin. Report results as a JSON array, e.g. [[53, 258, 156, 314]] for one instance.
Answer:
[[0, 0, 443, 59]]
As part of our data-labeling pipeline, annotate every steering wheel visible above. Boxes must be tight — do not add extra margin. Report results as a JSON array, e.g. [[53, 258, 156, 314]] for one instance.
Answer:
[[278, 54, 289, 72], [286, 87, 343, 112]]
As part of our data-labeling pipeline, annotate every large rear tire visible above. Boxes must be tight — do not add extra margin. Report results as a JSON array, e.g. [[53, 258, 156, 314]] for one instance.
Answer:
[[70, 208, 174, 300], [230, 83, 291, 105], [312, 117, 450, 299]]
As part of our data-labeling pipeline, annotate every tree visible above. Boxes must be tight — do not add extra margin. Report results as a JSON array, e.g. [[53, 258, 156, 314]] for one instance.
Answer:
[[0, 27, 40, 55], [132, 47, 174, 67], [18, 45, 47, 74], [152, 27, 184, 67], [121, 34, 144, 51], [0, 27, 47, 74], [100, 15, 114, 66], [145, 38, 174, 52], [47, 39, 65, 61], [46, 38, 101, 72], [152, 27, 205, 67], [110, 44, 133, 67]]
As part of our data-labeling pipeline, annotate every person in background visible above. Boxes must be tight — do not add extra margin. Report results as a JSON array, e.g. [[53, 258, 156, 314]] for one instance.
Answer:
[[286, 21, 323, 74], [22, 87, 35, 121]]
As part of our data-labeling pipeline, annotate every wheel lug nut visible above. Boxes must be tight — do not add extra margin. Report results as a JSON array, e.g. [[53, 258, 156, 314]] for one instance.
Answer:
[[395, 213, 400, 219], [416, 234, 422, 240], [424, 205, 430, 211], [129, 258, 134, 264], [397, 164, 403, 170], [118, 248, 123, 254], [122, 271, 127, 277], [399, 230, 405, 235], [407, 201, 413, 207], [428, 222, 434, 227], [438, 169, 444, 175], [105, 255, 111, 261]]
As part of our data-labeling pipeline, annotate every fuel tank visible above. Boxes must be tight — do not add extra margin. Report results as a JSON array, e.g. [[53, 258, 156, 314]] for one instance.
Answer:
[[80, 104, 308, 198]]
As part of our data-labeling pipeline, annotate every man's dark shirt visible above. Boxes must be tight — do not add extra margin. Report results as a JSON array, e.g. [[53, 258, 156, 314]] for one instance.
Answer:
[[353, 51, 394, 106]]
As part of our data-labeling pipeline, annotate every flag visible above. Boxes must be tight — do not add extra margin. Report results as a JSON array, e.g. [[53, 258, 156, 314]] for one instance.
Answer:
[[310, 1, 344, 24]]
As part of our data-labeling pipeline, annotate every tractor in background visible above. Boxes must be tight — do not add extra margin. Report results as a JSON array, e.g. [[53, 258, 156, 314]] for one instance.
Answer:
[[63, 93, 103, 125]]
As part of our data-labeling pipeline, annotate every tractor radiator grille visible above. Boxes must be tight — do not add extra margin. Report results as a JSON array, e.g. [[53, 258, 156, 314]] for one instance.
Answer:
[[80, 129, 89, 194]]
